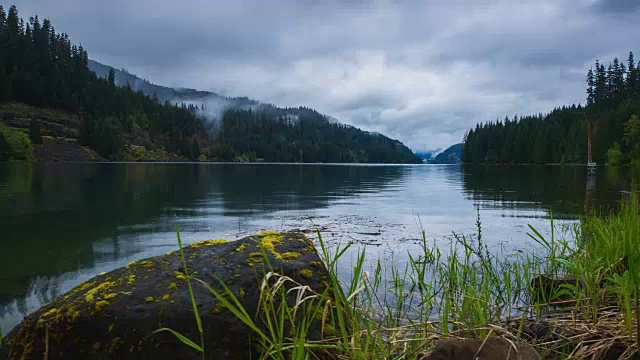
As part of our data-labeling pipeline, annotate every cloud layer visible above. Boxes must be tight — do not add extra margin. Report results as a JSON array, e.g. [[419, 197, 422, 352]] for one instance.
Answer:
[[9, 0, 640, 150]]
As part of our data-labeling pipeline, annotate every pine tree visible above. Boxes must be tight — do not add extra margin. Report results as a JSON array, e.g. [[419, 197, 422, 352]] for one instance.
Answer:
[[627, 52, 636, 97], [587, 67, 595, 105], [594, 60, 607, 106], [108, 68, 116, 86]]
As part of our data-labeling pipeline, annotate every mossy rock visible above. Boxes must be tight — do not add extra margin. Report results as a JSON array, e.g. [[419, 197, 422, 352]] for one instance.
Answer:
[[0, 232, 332, 360]]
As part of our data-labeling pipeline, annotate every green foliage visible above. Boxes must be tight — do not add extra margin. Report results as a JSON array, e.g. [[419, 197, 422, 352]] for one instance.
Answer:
[[0, 4, 205, 160], [77, 116, 125, 160], [606, 142, 623, 166], [624, 114, 640, 165], [0, 124, 31, 160], [207, 108, 422, 163]]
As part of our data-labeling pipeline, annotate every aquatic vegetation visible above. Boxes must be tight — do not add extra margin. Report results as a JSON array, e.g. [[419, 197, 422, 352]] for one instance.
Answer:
[[158, 192, 640, 359]]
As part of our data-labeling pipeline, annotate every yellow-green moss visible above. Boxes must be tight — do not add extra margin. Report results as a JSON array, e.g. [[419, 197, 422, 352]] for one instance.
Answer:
[[174, 271, 187, 283], [225, 273, 242, 284], [84, 280, 116, 304], [127, 274, 136, 286], [190, 239, 227, 248], [162, 294, 170, 301], [145, 296, 154, 303], [66, 307, 80, 321], [256, 232, 284, 257], [309, 261, 324, 267], [140, 260, 154, 269], [212, 302, 225, 314], [126, 260, 138, 268], [235, 243, 249, 252], [281, 252, 303, 260], [247, 252, 265, 267], [37, 308, 59, 326], [95, 300, 110, 312], [239, 288, 246, 297], [167, 282, 178, 290], [299, 268, 313, 279]]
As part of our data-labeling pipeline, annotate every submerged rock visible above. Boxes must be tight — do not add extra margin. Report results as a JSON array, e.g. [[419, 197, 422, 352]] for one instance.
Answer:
[[0, 232, 332, 360]]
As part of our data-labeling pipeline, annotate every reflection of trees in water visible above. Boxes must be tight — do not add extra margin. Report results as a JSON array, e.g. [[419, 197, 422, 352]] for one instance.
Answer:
[[0, 163, 212, 304], [214, 165, 409, 213], [461, 165, 639, 218], [0, 163, 408, 308]]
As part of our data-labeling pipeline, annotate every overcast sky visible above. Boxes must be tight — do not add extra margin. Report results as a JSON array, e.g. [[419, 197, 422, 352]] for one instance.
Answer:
[[8, 0, 640, 151]]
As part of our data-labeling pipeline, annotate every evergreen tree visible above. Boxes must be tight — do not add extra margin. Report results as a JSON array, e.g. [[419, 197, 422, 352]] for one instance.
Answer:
[[628, 52, 638, 97], [624, 114, 640, 165], [587, 68, 595, 105], [107, 68, 115, 86]]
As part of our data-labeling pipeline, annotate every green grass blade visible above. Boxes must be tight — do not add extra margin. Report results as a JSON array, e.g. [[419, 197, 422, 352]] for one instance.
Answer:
[[152, 328, 204, 352], [176, 226, 203, 335]]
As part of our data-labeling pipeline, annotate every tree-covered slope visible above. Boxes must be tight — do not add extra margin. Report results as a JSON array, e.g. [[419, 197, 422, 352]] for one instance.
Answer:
[[0, 5, 207, 160], [0, 4, 421, 163], [429, 143, 461, 164], [461, 52, 640, 165]]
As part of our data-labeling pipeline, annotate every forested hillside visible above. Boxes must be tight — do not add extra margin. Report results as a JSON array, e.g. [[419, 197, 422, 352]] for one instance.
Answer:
[[88, 59, 422, 163], [0, 4, 421, 163], [462, 52, 640, 165], [0, 5, 206, 161], [429, 143, 461, 164]]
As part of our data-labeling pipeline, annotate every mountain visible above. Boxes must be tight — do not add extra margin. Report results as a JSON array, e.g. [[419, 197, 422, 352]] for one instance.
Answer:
[[415, 150, 439, 162], [87, 59, 422, 164], [0, 4, 421, 164], [429, 143, 462, 164], [88, 60, 254, 106]]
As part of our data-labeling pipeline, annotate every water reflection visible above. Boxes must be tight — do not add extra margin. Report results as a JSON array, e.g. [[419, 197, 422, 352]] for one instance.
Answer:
[[461, 165, 639, 218], [0, 163, 408, 312], [0, 163, 636, 333]]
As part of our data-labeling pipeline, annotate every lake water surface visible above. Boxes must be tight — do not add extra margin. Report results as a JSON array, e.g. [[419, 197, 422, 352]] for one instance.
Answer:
[[0, 163, 637, 333]]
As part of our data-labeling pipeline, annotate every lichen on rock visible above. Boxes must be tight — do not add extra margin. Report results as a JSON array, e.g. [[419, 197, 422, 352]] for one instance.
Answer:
[[0, 231, 332, 360]]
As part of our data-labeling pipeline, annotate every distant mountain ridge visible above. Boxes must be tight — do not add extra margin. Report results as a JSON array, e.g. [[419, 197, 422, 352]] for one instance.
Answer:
[[415, 150, 439, 162], [88, 60, 259, 108], [87, 59, 422, 163], [89, 60, 365, 129], [429, 143, 462, 164]]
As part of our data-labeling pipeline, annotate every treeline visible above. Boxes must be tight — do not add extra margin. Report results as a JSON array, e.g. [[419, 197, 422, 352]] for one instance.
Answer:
[[462, 52, 640, 165], [208, 107, 422, 163], [0, 4, 206, 160], [0, 4, 422, 163]]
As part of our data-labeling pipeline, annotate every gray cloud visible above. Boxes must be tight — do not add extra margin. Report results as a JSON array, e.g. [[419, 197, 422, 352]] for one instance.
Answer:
[[7, 0, 640, 151], [590, 0, 640, 14]]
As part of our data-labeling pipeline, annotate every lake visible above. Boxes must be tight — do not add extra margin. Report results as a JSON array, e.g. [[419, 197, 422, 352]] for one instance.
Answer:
[[0, 162, 637, 333]]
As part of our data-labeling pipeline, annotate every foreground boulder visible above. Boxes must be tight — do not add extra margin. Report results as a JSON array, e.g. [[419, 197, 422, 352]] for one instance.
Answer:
[[421, 337, 541, 360], [0, 232, 332, 360]]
